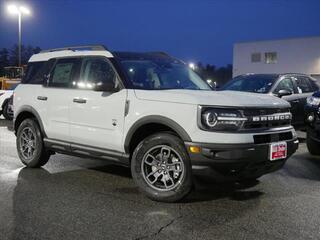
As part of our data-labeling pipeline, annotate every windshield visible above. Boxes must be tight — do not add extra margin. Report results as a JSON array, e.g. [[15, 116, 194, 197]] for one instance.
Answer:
[[120, 60, 211, 90], [221, 75, 278, 93]]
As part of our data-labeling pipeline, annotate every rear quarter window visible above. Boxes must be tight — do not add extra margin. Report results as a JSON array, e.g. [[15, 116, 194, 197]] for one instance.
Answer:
[[22, 60, 54, 84]]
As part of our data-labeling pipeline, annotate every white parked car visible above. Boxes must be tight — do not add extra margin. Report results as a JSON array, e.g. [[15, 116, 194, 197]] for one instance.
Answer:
[[13, 45, 299, 202], [0, 85, 16, 120]]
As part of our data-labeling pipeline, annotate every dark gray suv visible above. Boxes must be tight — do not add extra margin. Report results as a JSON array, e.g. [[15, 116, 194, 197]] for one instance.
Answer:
[[221, 73, 320, 128]]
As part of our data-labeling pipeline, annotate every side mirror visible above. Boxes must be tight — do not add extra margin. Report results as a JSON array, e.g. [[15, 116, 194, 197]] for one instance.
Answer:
[[277, 89, 292, 98], [94, 81, 117, 92]]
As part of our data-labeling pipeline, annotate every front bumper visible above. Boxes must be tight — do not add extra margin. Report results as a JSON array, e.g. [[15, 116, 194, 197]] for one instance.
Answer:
[[305, 107, 320, 142], [185, 138, 299, 181]]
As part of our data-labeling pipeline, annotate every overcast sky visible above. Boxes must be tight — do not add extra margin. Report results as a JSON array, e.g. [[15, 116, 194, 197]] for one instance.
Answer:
[[1, 0, 320, 66]]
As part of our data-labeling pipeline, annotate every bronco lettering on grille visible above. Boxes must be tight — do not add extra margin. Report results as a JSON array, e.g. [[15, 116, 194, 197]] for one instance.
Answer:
[[251, 113, 291, 122]]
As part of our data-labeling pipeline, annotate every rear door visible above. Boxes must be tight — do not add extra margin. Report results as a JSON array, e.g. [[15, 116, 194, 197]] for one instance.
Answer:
[[38, 57, 81, 142], [69, 56, 127, 152]]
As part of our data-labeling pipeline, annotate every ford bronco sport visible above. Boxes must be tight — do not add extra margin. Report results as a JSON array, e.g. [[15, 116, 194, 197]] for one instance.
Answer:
[[14, 45, 299, 202]]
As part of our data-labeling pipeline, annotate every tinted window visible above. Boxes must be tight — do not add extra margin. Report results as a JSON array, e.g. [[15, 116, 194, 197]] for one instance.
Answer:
[[49, 58, 80, 88], [22, 61, 47, 84], [221, 75, 278, 93], [294, 77, 312, 93], [274, 78, 295, 94], [79, 57, 118, 90], [308, 78, 320, 91]]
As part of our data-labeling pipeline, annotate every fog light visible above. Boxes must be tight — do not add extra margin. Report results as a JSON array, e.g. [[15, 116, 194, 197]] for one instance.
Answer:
[[307, 113, 315, 122], [189, 146, 201, 153]]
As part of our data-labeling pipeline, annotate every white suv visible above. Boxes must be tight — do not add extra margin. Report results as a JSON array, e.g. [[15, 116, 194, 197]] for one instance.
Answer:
[[14, 45, 299, 202]]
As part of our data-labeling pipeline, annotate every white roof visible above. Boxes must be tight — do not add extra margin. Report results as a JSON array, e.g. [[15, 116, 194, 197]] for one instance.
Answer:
[[29, 50, 114, 62]]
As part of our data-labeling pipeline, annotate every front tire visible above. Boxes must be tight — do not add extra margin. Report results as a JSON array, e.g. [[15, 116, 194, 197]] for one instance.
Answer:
[[16, 119, 50, 168], [131, 133, 192, 202], [307, 129, 320, 156]]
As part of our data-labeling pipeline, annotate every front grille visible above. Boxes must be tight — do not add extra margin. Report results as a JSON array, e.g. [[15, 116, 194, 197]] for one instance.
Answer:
[[242, 108, 291, 130], [243, 108, 289, 116], [254, 132, 293, 144]]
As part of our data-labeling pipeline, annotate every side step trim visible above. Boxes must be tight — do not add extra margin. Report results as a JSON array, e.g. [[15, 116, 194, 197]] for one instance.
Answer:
[[43, 138, 130, 166]]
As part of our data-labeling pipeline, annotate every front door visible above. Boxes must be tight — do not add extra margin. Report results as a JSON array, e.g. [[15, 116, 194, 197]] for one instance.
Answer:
[[69, 56, 127, 152], [292, 76, 315, 126]]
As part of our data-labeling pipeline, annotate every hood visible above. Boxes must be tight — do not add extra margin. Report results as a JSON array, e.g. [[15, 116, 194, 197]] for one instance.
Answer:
[[134, 89, 290, 108]]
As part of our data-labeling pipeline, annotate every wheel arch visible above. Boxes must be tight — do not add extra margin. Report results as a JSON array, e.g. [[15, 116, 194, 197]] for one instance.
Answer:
[[124, 115, 192, 155], [14, 106, 46, 137]]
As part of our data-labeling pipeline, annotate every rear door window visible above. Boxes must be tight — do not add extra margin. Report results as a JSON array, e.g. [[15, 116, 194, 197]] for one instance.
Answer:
[[308, 78, 320, 91], [294, 76, 313, 93], [49, 58, 80, 88]]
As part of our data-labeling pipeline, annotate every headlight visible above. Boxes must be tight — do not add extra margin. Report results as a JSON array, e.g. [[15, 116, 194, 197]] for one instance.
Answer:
[[199, 107, 247, 131], [307, 96, 320, 106]]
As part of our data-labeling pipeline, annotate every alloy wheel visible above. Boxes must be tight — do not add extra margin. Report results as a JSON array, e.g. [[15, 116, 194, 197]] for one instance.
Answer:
[[141, 145, 184, 191], [19, 127, 37, 161]]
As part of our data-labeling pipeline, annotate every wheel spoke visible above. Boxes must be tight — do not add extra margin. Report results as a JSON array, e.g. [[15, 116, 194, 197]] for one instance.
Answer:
[[166, 175, 175, 188], [163, 178, 168, 188], [21, 132, 29, 141], [166, 162, 183, 172], [144, 154, 158, 166], [147, 170, 161, 184], [161, 146, 171, 160], [29, 141, 35, 148]]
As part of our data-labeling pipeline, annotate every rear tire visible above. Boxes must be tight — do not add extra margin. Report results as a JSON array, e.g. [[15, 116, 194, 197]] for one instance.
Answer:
[[16, 118, 50, 168], [3, 102, 13, 120], [307, 130, 320, 156], [131, 133, 192, 202]]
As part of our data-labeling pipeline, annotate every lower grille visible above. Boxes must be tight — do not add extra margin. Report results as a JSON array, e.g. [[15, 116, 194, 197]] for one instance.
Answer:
[[243, 121, 290, 129], [254, 132, 293, 144]]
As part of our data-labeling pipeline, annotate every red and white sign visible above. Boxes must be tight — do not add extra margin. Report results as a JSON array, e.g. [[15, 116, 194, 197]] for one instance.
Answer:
[[269, 142, 287, 161]]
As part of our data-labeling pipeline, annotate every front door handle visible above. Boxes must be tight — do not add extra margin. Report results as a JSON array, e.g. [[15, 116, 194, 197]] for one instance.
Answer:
[[291, 100, 300, 104], [73, 98, 87, 104], [37, 96, 48, 101]]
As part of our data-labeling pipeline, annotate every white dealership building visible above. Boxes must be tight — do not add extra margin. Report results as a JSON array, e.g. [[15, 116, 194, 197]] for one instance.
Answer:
[[233, 36, 320, 80]]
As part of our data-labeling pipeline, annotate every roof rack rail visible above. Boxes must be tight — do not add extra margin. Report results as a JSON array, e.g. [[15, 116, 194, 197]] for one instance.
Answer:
[[40, 45, 108, 53]]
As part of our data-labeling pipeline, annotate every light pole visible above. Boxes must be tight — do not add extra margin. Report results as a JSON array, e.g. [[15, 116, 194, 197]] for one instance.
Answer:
[[7, 4, 31, 66]]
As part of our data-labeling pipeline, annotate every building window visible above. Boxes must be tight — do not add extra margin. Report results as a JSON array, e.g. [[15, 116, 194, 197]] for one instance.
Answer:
[[265, 52, 277, 64], [251, 53, 261, 63]]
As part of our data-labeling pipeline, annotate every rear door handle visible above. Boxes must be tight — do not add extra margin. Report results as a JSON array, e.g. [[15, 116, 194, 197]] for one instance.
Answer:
[[291, 100, 300, 103], [37, 96, 48, 101], [73, 98, 87, 104]]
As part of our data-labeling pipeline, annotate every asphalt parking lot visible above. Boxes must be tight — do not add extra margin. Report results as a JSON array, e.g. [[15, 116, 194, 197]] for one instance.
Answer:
[[0, 118, 320, 240]]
